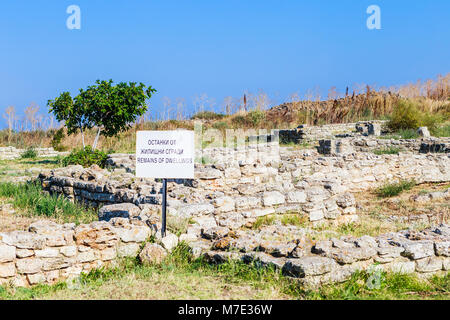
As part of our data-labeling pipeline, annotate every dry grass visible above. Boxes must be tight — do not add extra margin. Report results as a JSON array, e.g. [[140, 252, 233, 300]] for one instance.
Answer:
[[40, 270, 289, 300], [2, 73, 449, 153]]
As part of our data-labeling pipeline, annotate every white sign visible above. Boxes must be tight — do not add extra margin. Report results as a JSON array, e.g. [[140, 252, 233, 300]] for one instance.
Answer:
[[136, 130, 195, 179]]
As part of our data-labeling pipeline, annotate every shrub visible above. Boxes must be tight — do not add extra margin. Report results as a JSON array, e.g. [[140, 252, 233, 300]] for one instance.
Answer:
[[21, 147, 38, 159], [247, 110, 266, 127], [373, 147, 401, 155], [212, 121, 228, 131], [191, 111, 226, 121], [231, 115, 249, 127], [387, 100, 421, 131], [62, 146, 108, 168], [50, 128, 67, 152], [376, 179, 416, 197]]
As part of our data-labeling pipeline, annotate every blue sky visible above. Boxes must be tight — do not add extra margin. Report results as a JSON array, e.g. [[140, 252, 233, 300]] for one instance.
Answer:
[[0, 0, 449, 127]]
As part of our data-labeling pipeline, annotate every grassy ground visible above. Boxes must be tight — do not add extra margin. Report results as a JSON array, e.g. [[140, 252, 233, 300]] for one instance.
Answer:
[[0, 181, 97, 226], [251, 182, 449, 240], [0, 157, 62, 183], [0, 243, 448, 300]]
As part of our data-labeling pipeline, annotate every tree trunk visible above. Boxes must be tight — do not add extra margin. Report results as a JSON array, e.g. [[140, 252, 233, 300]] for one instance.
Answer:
[[93, 127, 102, 150], [80, 126, 86, 149]]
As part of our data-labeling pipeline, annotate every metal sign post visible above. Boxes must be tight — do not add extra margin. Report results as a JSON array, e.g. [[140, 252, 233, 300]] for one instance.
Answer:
[[161, 178, 167, 238]]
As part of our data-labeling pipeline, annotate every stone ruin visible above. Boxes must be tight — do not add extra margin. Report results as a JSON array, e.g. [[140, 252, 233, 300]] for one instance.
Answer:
[[0, 147, 67, 160], [1, 121, 449, 287]]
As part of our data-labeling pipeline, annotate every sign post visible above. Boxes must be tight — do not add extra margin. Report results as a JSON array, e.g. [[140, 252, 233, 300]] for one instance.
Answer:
[[135, 130, 195, 238], [161, 178, 167, 237]]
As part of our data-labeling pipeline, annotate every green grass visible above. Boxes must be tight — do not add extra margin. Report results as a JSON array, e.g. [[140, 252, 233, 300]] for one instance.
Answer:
[[0, 243, 448, 300], [20, 147, 38, 159], [376, 179, 417, 198], [308, 270, 449, 300], [431, 124, 450, 137], [0, 181, 96, 224], [373, 147, 401, 155]]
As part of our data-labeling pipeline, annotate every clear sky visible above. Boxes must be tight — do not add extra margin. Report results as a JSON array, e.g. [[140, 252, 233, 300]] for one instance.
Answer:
[[1, 0, 449, 127]]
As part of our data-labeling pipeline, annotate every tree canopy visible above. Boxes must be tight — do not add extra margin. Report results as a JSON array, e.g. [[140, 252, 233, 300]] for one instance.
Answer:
[[48, 79, 156, 148]]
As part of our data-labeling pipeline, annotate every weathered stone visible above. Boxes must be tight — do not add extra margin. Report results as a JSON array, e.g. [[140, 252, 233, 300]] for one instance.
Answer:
[[0, 262, 16, 278], [203, 251, 242, 264], [117, 242, 140, 257], [235, 197, 260, 210], [159, 234, 178, 252], [191, 215, 217, 229], [336, 193, 355, 208], [384, 260, 415, 274], [243, 252, 285, 270], [1, 231, 45, 250], [374, 246, 405, 263], [139, 243, 167, 265], [42, 257, 72, 271], [262, 191, 286, 207], [434, 241, 450, 256], [212, 197, 235, 213], [415, 257, 443, 273], [286, 191, 307, 204], [60, 246, 77, 257], [98, 247, 117, 261], [112, 224, 150, 243], [76, 250, 96, 263], [0, 244, 16, 263], [16, 249, 34, 258], [417, 127, 430, 138], [201, 227, 229, 240], [282, 256, 337, 277], [329, 247, 377, 264], [399, 241, 435, 260], [177, 203, 214, 218], [27, 273, 46, 285], [309, 209, 324, 222], [195, 167, 222, 180], [16, 258, 43, 274], [74, 222, 118, 249], [98, 203, 141, 221], [35, 248, 60, 258], [216, 212, 246, 230]]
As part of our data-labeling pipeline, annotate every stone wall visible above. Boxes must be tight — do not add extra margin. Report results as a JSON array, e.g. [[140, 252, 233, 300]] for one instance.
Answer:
[[0, 147, 67, 160], [38, 143, 450, 230], [1, 217, 448, 287], [0, 219, 151, 286], [39, 142, 358, 226]]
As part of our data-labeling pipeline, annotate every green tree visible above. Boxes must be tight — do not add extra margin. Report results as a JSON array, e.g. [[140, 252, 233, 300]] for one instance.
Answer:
[[48, 80, 156, 149]]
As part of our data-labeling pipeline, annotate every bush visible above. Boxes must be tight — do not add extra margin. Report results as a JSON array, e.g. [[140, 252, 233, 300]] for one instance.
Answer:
[[387, 100, 421, 131], [21, 147, 38, 159], [50, 128, 67, 152], [247, 110, 266, 127], [231, 115, 249, 127], [376, 179, 416, 197], [373, 147, 401, 155], [191, 111, 226, 121], [62, 146, 108, 168]]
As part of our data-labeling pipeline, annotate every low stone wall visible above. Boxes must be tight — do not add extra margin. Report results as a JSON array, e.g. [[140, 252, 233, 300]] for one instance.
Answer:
[[204, 224, 450, 286], [39, 142, 450, 228], [39, 142, 358, 226], [0, 219, 151, 287], [0, 146, 67, 160], [1, 217, 448, 287]]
